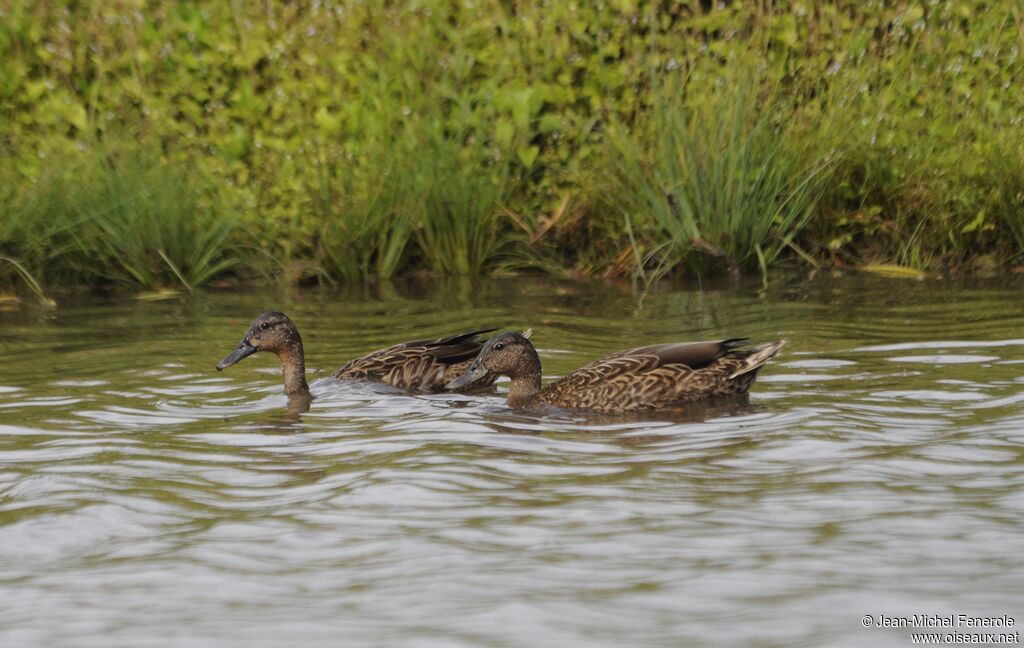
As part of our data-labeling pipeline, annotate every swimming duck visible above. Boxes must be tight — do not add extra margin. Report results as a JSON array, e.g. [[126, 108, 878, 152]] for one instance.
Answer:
[[216, 311, 500, 396], [445, 332, 785, 413]]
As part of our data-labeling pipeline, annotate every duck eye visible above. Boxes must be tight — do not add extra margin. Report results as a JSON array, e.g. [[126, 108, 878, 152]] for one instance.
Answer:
[[261, 322, 271, 330], [494, 343, 505, 351]]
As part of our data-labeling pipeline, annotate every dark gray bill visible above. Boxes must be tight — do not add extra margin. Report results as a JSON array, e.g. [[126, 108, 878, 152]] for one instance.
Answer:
[[216, 340, 257, 370], [445, 363, 488, 392]]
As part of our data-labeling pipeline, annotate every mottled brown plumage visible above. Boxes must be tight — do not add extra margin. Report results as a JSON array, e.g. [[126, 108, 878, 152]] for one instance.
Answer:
[[446, 332, 785, 413], [216, 311, 498, 396], [331, 328, 500, 392]]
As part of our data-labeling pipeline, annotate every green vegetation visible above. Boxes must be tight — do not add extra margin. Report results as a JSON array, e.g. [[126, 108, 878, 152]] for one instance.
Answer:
[[1, 1, 1022, 296], [590, 71, 840, 281], [1, 144, 239, 294]]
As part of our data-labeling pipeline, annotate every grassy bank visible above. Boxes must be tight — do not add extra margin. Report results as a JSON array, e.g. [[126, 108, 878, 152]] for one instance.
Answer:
[[1, 1, 1022, 296]]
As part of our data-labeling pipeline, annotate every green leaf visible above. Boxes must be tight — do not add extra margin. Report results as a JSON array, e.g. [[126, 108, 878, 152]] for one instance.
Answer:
[[65, 102, 88, 131], [517, 145, 539, 169], [861, 264, 927, 280], [314, 107, 341, 136], [961, 211, 985, 234], [495, 119, 515, 148]]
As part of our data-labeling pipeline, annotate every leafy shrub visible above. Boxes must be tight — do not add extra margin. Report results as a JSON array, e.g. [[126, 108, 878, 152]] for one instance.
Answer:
[[0, 0, 1021, 291]]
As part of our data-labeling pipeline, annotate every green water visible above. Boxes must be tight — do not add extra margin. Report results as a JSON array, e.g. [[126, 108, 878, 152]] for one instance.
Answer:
[[1, 275, 1022, 647]]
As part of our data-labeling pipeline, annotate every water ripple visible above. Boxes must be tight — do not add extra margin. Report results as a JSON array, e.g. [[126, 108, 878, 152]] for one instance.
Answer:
[[0, 276, 1022, 647]]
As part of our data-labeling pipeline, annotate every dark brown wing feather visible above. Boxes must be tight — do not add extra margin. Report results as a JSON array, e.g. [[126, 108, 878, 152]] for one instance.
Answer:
[[422, 328, 500, 362], [621, 338, 748, 369], [331, 328, 498, 392], [571, 338, 747, 372]]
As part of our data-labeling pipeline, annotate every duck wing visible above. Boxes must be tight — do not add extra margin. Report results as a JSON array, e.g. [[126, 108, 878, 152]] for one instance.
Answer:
[[333, 328, 498, 392], [569, 338, 747, 375], [421, 328, 500, 363]]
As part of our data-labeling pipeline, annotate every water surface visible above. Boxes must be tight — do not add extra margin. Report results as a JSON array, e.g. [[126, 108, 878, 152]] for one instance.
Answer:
[[1, 275, 1022, 647]]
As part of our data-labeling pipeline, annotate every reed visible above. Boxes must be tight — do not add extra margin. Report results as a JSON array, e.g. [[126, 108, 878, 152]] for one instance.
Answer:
[[591, 72, 838, 282], [311, 138, 419, 284], [0, 144, 242, 293], [414, 128, 514, 276], [987, 139, 1024, 261]]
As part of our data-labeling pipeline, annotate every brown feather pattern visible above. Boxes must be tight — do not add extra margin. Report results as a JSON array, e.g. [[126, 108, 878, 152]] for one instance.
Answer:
[[451, 333, 785, 413], [332, 328, 498, 392], [218, 311, 499, 396]]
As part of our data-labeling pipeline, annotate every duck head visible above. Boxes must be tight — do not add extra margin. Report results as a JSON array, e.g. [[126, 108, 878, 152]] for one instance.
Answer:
[[217, 311, 308, 395], [446, 331, 541, 399]]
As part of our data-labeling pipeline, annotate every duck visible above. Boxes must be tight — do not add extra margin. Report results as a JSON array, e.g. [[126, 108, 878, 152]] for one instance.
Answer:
[[216, 311, 501, 397], [445, 332, 785, 413]]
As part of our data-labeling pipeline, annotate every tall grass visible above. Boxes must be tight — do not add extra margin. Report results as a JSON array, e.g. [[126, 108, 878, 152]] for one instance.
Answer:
[[311, 139, 419, 284], [415, 129, 514, 276], [80, 150, 238, 290], [591, 74, 839, 282], [988, 139, 1024, 261], [0, 144, 242, 293], [308, 16, 518, 282], [312, 123, 515, 280], [0, 161, 83, 294]]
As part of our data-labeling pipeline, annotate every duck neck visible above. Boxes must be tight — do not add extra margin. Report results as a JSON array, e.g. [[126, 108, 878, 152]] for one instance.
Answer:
[[506, 360, 543, 409], [278, 343, 309, 396]]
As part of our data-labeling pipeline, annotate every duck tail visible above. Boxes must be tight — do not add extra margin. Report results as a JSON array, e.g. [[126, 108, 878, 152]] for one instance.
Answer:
[[728, 340, 786, 380]]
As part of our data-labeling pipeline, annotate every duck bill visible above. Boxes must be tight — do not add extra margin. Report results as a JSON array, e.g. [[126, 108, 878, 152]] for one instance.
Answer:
[[445, 364, 488, 392], [217, 339, 257, 370]]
